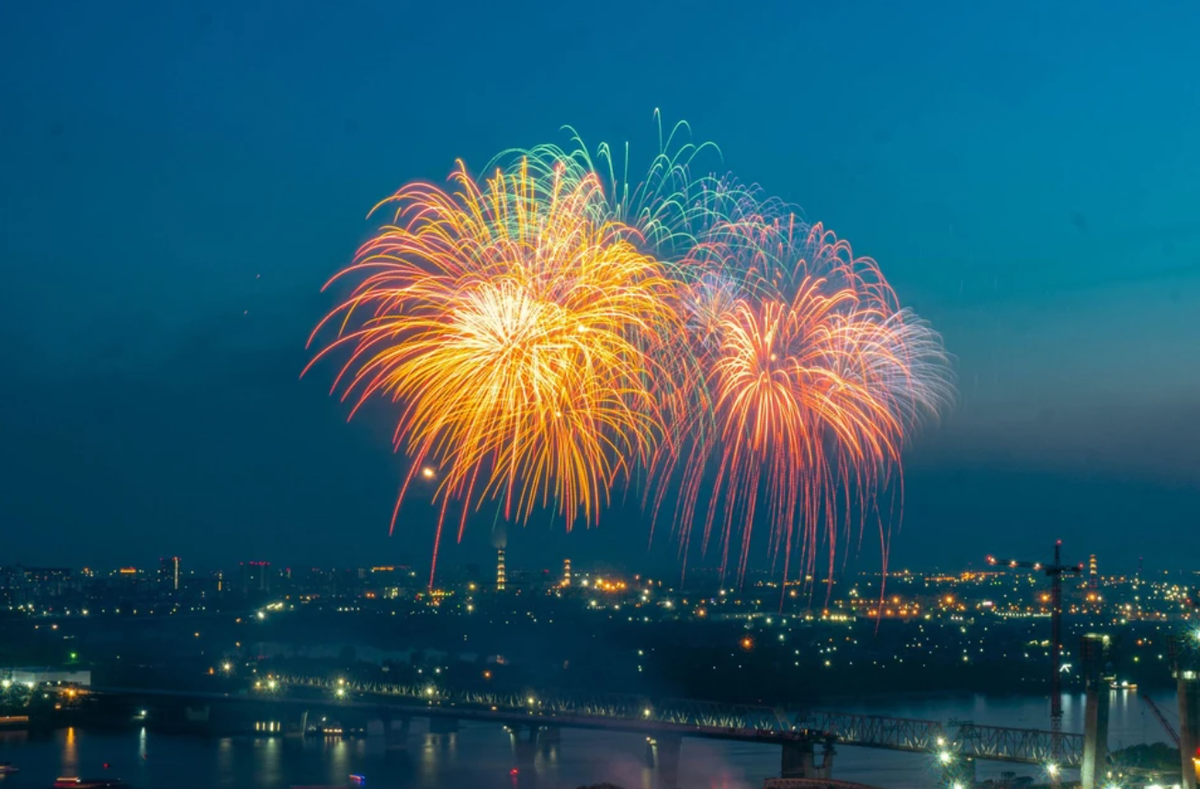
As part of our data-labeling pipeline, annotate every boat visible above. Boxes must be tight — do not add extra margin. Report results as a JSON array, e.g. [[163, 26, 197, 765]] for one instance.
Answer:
[[53, 779, 130, 788], [0, 762, 18, 774]]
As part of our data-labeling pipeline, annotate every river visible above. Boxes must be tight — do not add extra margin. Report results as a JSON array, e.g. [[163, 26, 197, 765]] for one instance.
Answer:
[[0, 690, 1180, 789]]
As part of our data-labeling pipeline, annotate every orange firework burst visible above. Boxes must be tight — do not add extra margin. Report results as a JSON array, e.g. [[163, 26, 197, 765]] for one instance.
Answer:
[[305, 160, 682, 583]]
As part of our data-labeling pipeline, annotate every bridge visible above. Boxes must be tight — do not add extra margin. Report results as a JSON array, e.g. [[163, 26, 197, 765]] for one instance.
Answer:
[[90, 674, 1083, 784], [270, 675, 1083, 768]]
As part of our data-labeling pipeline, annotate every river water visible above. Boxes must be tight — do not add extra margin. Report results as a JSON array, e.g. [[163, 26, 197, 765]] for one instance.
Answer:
[[0, 690, 1181, 789]]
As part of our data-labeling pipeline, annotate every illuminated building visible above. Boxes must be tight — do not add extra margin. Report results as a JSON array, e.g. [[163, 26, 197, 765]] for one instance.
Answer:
[[240, 561, 271, 595], [496, 549, 506, 592], [562, 558, 572, 587], [159, 556, 180, 591]]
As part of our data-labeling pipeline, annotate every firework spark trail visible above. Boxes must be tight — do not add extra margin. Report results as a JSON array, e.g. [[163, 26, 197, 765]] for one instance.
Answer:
[[305, 160, 682, 585], [308, 116, 953, 588]]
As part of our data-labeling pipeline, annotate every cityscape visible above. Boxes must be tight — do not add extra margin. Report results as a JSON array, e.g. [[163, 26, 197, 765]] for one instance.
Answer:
[[3, 550, 1198, 788]]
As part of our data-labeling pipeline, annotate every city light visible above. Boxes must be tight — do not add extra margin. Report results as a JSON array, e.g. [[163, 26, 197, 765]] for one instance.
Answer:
[[1046, 763, 1060, 778], [335, 688, 346, 698], [938, 751, 953, 765], [222, 662, 232, 672], [0, 679, 9, 689], [267, 679, 278, 691], [952, 783, 964, 789]]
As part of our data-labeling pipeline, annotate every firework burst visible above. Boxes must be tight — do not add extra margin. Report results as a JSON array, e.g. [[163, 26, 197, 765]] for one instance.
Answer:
[[666, 216, 953, 584], [306, 160, 682, 583], [309, 116, 953, 587]]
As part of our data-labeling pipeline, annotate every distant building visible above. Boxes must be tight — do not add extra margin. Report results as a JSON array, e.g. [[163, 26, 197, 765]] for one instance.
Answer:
[[23, 567, 72, 597], [240, 561, 271, 595], [7, 668, 91, 687], [159, 556, 180, 591], [562, 558, 572, 587], [496, 549, 506, 592]]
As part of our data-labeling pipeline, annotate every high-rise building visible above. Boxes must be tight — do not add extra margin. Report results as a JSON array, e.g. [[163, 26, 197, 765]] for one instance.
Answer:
[[240, 561, 271, 595], [1088, 554, 1098, 591], [496, 549, 506, 591], [159, 556, 180, 591], [562, 558, 572, 587]]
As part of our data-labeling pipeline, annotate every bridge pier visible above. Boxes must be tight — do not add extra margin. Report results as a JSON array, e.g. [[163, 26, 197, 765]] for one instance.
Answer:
[[779, 739, 834, 781], [387, 716, 411, 750], [817, 741, 835, 779], [429, 716, 459, 735], [781, 741, 814, 779], [1179, 668, 1199, 789], [507, 723, 540, 768], [1080, 634, 1111, 789], [538, 725, 561, 751], [284, 709, 308, 737], [647, 734, 681, 789], [369, 715, 411, 749]]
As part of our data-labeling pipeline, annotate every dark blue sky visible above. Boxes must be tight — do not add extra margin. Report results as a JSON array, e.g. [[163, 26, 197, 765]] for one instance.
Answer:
[[1, 1, 1197, 576]]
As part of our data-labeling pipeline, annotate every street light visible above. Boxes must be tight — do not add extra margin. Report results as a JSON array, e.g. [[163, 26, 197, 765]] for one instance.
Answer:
[[938, 751, 953, 765], [1046, 764, 1060, 778], [335, 688, 346, 699]]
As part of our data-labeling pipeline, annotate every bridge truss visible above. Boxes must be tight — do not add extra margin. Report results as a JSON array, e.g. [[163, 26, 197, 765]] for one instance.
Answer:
[[274, 675, 1082, 766]]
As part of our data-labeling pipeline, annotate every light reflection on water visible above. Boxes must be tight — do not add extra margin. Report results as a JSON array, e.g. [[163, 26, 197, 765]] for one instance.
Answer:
[[0, 692, 1182, 789]]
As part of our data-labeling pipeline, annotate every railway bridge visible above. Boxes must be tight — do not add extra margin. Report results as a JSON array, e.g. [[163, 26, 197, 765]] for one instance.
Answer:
[[91, 677, 1085, 786]]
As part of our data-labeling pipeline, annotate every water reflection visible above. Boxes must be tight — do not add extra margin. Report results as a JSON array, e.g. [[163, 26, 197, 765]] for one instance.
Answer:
[[63, 726, 76, 772]]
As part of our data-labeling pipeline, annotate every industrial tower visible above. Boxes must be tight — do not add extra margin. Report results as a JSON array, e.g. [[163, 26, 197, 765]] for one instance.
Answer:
[[987, 540, 1083, 781]]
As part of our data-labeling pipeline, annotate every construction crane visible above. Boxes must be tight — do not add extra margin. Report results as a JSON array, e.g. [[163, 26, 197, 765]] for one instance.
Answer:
[[1141, 692, 1181, 748], [987, 540, 1083, 779]]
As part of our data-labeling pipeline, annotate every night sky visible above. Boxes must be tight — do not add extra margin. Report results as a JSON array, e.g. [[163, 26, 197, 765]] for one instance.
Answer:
[[2, 1, 1197, 576]]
